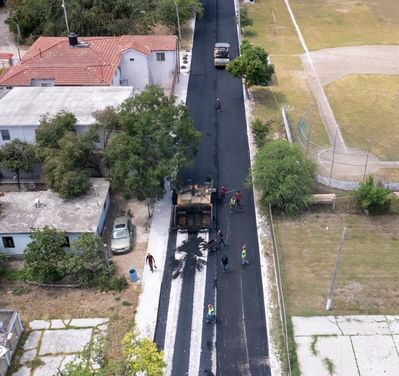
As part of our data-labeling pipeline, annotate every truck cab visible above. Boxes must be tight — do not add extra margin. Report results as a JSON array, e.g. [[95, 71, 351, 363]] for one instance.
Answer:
[[171, 177, 216, 232], [214, 42, 230, 68]]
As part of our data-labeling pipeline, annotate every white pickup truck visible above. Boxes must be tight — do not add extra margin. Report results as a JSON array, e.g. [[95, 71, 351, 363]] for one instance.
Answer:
[[214, 42, 230, 68]]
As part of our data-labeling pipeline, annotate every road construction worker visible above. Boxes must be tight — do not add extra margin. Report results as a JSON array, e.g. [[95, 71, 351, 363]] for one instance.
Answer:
[[241, 244, 249, 266], [207, 304, 216, 323], [230, 196, 236, 213]]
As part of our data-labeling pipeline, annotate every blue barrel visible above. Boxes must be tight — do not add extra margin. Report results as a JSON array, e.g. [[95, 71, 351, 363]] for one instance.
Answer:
[[129, 268, 138, 282]]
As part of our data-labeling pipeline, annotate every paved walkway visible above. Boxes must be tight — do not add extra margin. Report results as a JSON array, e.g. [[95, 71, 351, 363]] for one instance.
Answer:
[[13, 318, 108, 376], [293, 315, 399, 376]]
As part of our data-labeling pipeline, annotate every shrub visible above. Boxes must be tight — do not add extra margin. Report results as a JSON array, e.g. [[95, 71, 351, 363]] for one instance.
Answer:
[[251, 118, 273, 148], [353, 175, 392, 215]]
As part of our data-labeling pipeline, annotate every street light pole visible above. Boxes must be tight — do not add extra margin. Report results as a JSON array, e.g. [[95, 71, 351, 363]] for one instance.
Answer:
[[61, 0, 70, 34], [173, 0, 182, 43]]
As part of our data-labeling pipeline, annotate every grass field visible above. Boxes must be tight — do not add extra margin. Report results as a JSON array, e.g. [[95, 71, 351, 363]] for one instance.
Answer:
[[244, 0, 399, 151], [291, 0, 399, 51], [274, 208, 399, 316], [326, 75, 399, 160]]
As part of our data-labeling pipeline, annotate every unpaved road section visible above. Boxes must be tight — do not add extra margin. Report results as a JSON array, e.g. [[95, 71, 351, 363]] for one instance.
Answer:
[[305, 45, 399, 87]]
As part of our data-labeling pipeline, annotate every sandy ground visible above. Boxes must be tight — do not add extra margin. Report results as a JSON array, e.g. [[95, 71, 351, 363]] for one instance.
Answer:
[[0, 192, 151, 360]]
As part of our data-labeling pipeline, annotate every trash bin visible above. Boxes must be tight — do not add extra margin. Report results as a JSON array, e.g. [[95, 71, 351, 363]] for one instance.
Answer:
[[129, 268, 138, 282]]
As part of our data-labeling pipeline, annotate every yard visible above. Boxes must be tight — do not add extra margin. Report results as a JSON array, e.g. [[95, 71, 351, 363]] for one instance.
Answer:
[[274, 200, 399, 316], [0, 192, 151, 365]]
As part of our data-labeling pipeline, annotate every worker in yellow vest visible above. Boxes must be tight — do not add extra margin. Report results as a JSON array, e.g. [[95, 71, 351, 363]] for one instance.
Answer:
[[241, 244, 249, 266]]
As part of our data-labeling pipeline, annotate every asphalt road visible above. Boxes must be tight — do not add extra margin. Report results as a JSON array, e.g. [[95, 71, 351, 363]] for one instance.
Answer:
[[186, 0, 270, 374]]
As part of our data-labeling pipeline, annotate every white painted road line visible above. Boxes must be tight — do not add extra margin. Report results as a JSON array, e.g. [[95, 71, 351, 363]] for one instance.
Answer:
[[188, 232, 209, 376], [164, 231, 187, 376]]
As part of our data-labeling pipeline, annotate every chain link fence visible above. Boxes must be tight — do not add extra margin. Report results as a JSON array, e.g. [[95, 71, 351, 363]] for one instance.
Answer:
[[282, 107, 399, 191]]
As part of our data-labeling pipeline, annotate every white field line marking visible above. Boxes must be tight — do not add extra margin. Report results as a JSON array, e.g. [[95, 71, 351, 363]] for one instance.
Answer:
[[164, 231, 187, 376], [283, 0, 346, 152], [188, 232, 209, 376]]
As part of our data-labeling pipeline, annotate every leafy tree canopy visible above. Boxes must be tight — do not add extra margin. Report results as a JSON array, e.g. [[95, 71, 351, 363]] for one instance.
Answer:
[[36, 112, 98, 198], [252, 140, 316, 215], [24, 226, 70, 283], [122, 332, 166, 375], [104, 86, 201, 201], [6, 0, 156, 41], [156, 0, 203, 31], [353, 175, 392, 215], [226, 39, 274, 87], [35, 111, 76, 154], [92, 106, 121, 151], [0, 139, 36, 189]]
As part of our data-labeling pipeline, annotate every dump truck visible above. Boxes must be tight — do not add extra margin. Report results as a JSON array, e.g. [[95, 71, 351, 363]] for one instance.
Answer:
[[214, 42, 230, 68], [171, 177, 216, 231]]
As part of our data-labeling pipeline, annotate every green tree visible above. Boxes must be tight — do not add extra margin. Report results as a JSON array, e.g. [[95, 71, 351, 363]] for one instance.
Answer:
[[70, 233, 107, 286], [122, 332, 166, 375], [353, 175, 392, 215], [104, 86, 201, 202], [35, 111, 76, 155], [240, 7, 253, 28], [0, 139, 36, 190], [92, 106, 121, 151], [252, 140, 316, 215], [156, 0, 203, 32], [6, 0, 155, 41], [251, 118, 273, 148], [36, 113, 98, 198], [226, 39, 274, 87], [24, 226, 70, 283]]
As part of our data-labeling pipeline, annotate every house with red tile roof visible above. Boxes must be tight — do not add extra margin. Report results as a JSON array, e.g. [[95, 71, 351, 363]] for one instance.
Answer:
[[0, 34, 178, 93]]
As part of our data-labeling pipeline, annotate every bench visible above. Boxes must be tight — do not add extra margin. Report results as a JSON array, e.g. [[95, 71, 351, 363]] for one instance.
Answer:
[[311, 194, 336, 210]]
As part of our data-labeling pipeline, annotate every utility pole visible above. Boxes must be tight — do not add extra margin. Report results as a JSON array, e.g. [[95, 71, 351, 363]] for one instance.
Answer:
[[326, 227, 347, 311], [61, 0, 70, 34], [173, 0, 182, 43]]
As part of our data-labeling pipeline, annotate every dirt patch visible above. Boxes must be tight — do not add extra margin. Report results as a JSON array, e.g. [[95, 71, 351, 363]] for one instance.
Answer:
[[0, 192, 152, 360]]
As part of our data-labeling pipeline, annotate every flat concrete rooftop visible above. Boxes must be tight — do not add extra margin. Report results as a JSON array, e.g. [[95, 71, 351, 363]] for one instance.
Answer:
[[0, 178, 109, 233], [0, 86, 133, 126]]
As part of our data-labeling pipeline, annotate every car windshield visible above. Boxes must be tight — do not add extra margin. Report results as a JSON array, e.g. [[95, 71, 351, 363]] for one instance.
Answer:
[[215, 47, 229, 58], [112, 229, 129, 239]]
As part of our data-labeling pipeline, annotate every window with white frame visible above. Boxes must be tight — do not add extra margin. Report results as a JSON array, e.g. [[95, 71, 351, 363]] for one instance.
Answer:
[[156, 52, 165, 62], [1, 130, 10, 141]]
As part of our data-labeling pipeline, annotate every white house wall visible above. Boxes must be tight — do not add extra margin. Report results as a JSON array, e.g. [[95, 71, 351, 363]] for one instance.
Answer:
[[112, 67, 121, 86], [1, 232, 88, 256], [0, 233, 31, 256], [119, 50, 150, 89], [0, 125, 91, 147], [0, 125, 37, 146], [148, 51, 176, 89], [96, 190, 110, 235]]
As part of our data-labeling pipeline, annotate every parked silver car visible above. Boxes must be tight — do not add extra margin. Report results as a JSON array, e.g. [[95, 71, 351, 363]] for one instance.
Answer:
[[110, 216, 133, 254]]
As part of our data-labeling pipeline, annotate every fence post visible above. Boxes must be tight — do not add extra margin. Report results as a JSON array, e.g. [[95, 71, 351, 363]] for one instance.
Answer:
[[362, 150, 369, 182], [326, 227, 347, 311], [329, 130, 338, 185]]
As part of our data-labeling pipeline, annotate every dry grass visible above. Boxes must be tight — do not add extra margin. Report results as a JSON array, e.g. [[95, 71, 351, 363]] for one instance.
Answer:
[[244, 0, 399, 150], [290, 0, 399, 50], [326, 75, 399, 160], [243, 1, 329, 146], [274, 210, 399, 316]]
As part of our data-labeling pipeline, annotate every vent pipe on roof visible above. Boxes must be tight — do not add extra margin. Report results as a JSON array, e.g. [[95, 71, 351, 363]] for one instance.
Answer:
[[68, 32, 78, 47]]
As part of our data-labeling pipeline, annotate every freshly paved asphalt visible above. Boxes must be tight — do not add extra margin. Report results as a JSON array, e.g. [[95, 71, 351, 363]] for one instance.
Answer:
[[154, 0, 270, 373], [186, 0, 270, 374]]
